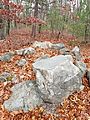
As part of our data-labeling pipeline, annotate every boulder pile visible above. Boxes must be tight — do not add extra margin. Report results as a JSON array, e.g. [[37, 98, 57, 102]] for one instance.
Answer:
[[2, 41, 87, 112]]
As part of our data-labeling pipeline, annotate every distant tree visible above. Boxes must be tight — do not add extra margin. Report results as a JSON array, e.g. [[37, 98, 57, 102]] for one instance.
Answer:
[[31, 0, 39, 37], [0, 1, 5, 39], [66, 0, 90, 42], [0, 0, 23, 39]]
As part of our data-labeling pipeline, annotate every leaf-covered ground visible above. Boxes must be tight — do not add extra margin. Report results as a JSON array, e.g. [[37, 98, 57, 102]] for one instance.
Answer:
[[0, 29, 90, 120]]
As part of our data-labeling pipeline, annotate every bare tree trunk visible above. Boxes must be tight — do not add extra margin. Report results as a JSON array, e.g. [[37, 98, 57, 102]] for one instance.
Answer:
[[38, 24, 42, 34], [6, 19, 10, 35], [57, 31, 61, 40], [14, 21, 17, 28], [31, 0, 38, 37], [0, 2, 5, 40], [5, 4, 10, 35], [84, 20, 90, 43], [38, 1, 43, 34], [84, 0, 90, 43], [0, 17, 5, 40]]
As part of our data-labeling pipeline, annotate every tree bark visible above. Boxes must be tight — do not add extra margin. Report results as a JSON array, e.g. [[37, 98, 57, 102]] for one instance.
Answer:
[[0, 2, 5, 40], [5, 4, 10, 35], [31, 0, 38, 37], [0, 17, 5, 40]]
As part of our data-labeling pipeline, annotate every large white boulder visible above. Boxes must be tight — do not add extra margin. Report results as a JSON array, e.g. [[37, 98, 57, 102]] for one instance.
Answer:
[[33, 55, 86, 103]]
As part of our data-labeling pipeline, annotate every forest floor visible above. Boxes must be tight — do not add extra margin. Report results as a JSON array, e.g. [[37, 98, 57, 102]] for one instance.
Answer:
[[0, 29, 90, 120]]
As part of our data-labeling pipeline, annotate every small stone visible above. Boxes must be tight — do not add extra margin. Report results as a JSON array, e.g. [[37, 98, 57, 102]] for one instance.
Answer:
[[51, 43, 65, 50], [15, 47, 35, 56], [75, 61, 87, 75], [0, 72, 15, 82], [23, 47, 35, 55], [33, 41, 52, 49], [72, 46, 82, 61], [80, 85, 84, 91], [16, 59, 27, 67], [72, 46, 80, 53], [0, 52, 14, 62], [12, 74, 18, 83]]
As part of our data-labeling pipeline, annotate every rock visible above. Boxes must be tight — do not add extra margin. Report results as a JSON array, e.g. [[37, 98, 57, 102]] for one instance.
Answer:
[[15, 47, 35, 56], [72, 46, 82, 61], [16, 59, 27, 67], [51, 43, 65, 50], [75, 61, 87, 76], [86, 68, 90, 87], [33, 41, 52, 49], [33, 55, 84, 104], [42, 103, 57, 114], [33, 41, 65, 50], [11, 74, 18, 83], [0, 72, 16, 82], [4, 80, 43, 111], [60, 48, 70, 55], [35, 55, 49, 62], [23, 47, 35, 55], [0, 52, 14, 62]]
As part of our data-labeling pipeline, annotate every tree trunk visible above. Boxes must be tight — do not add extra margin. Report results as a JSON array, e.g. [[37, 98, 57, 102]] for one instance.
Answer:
[[0, 17, 5, 40], [6, 19, 10, 35], [0, 2, 5, 40], [84, 20, 90, 43], [31, 0, 38, 37], [14, 21, 17, 28], [5, 4, 10, 35]]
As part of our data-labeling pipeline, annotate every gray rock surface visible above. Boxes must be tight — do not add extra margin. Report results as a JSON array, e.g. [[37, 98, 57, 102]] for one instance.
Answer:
[[75, 61, 87, 75], [51, 43, 65, 50], [33, 41, 52, 49], [35, 55, 49, 62], [16, 59, 27, 67], [72, 46, 82, 61], [0, 52, 14, 62], [0, 72, 16, 82], [33, 41, 65, 50], [60, 48, 70, 55], [15, 47, 35, 56], [33, 55, 85, 104], [4, 80, 43, 111]]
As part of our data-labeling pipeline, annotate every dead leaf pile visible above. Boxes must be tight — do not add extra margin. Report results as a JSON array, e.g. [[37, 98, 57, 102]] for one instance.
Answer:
[[0, 29, 90, 120]]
